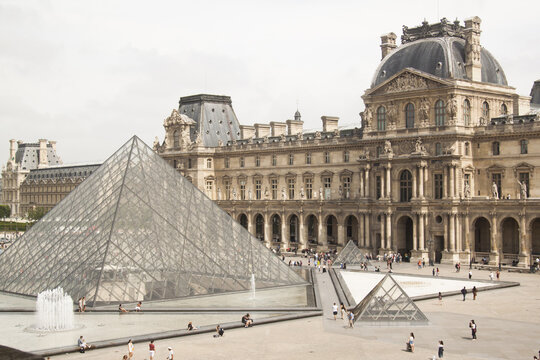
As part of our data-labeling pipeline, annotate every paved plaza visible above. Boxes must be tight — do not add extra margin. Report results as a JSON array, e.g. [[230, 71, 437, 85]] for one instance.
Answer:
[[49, 261, 540, 360]]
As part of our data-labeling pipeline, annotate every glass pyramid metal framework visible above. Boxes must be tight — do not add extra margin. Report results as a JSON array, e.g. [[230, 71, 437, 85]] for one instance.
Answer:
[[0, 136, 305, 306], [334, 240, 370, 266], [352, 274, 428, 323]]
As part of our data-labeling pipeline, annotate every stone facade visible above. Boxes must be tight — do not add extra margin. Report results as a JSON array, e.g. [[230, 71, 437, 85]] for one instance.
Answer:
[[156, 17, 540, 267]]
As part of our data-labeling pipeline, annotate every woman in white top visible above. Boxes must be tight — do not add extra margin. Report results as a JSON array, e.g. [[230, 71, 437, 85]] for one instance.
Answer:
[[127, 339, 134, 359], [332, 303, 338, 320]]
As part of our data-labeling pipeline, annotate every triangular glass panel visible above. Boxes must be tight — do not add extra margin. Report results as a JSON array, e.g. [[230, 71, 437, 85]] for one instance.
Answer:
[[334, 240, 371, 266]]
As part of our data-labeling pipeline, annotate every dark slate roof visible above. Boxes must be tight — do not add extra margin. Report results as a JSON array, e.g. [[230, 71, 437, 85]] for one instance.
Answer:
[[371, 37, 507, 87], [530, 80, 540, 105], [24, 164, 101, 182], [178, 94, 241, 147], [14, 143, 62, 171]]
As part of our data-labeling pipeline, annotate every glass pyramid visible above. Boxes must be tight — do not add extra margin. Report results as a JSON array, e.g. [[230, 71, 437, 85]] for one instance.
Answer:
[[0, 136, 305, 306], [334, 240, 370, 266], [352, 274, 428, 323]]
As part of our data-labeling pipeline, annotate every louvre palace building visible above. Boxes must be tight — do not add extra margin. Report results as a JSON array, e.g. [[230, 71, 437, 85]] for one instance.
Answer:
[[156, 17, 540, 267]]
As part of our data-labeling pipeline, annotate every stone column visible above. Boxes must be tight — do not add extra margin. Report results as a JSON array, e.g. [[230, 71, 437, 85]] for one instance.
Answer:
[[386, 166, 391, 199], [281, 213, 288, 249], [337, 220, 345, 247], [365, 167, 371, 198], [449, 166, 455, 198], [412, 213, 418, 250], [381, 214, 386, 250], [386, 212, 392, 250], [456, 213, 462, 252], [359, 170, 365, 197], [489, 212, 499, 265], [443, 214, 449, 251], [412, 167, 417, 199], [453, 166, 458, 198], [247, 212, 254, 235], [365, 214, 371, 249], [418, 213, 425, 250], [418, 166, 425, 198], [449, 213, 456, 251], [464, 213, 471, 253], [319, 213, 327, 247], [264, 214, 271, 247], [299, 214, 306, 249], [518, 214, 529, 267], [359, 214, 365, 247], [443, 166, 448, 198]]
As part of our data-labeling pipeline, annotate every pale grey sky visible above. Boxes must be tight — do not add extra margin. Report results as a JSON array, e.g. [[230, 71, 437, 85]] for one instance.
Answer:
[[1, 0, 539, 164]]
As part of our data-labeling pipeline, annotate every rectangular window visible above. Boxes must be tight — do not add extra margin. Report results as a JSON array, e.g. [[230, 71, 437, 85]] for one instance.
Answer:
[[323, 177, 331, 200], [492, 173, 502, 198], [305, 178, 313, 199], [272, 155, 277, 166], [254, 180, 261, 200], [288, 178, 295, 199], [306, 153, 311, 165], [521, 140, 528, 154], [271, 179, 278, 200], [240, 157, 245, 167], [188, 158, 192, 169], [519, 172, 530, 197], [492, 142, 500, 156], [224, 157, 230, 168], [343, 176, 351, 199], [434, 174, 443, 199], [288, 154, 294, 165], [343, 151, 350, 163], [205, 180, 213, 192], [255, 156, 260, 167], [376, 175, 382, 199], [324, 152, 330, 164], [240, 180, 246, 200], [224, 180, 230, 200], [206, 158, 212, 169]]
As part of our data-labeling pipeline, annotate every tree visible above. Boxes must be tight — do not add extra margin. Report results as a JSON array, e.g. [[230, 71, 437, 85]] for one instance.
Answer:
[[0, 205, 11, 220], [27, 207, 47, 222]]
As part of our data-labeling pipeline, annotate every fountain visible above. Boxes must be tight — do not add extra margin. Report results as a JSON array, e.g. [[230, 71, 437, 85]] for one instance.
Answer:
[[250, 273, 256, 299], [35, 287, 74, 331]]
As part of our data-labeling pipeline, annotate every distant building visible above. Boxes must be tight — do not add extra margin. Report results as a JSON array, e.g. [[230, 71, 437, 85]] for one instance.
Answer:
[[1, 139, 62, 216], [19, 164, 100, 215]]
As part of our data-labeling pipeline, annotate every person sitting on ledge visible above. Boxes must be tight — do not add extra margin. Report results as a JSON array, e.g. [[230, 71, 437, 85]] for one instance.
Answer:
[[77, 336, 92, 352], [187, 321, 198, 331], [119, 304, 129, 313], [242, 313, 253, 327], [213, 324, 224, 337], [134, 301, 142, 312]]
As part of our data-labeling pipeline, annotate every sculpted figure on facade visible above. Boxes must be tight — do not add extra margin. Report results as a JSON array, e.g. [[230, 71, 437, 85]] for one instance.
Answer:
[[518, 180, 528, 199], [419, 98, 430, 126], [281, 188, 287, 200], [264, 187, 269, 199], [384, 140, 393, 155], [314, 131, 321, 139], [153, 136, 160, 151], [217, 188, 222, 200], [386, 102, 397, 129], [414, 137, 426, 153], [361, 105, 373, 129], [232, 187, 237, 200], [300, 187, 305, 199], [194, 131, 202, 145], [464, 183, 471, 198], [491, 182, 499, 199], [386, 73, 428, 93], [446, 94, 458, 123], [297, 132, 303, 141], [319, 187, 323, 200], [248, 189, 253, 200]]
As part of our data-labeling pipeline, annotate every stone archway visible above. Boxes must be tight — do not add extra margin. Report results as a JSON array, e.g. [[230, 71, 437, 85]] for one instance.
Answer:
[[306, 214, 318, 245], [238, 213, 248, 230], [325, 215, 338, 245], [531, 218, 540, 255], [474, 217, 491, 253], [396, 216, 414, 257], [288, 214, 299, 244], [271, 214, 281, 243], [254, 214, 264, 241], [345, 215, 359, 245], [501, 217, 519, 255]]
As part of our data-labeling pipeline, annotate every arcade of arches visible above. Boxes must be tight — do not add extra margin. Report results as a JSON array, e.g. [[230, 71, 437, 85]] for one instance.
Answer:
[[225, 208, 540, 267]]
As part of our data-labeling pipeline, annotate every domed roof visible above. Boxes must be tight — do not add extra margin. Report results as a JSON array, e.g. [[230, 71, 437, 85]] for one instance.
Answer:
[[371, 37, 507, 88]]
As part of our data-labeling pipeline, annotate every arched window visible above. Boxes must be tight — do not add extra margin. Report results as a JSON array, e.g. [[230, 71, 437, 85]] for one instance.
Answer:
[[206, 158, 212, 169], [377, 106, 386, 131], [501, 103, 508, 115], [463, 99, 471, 126], [399, 170, 413, 202], [435, 100, 445, 126], [173, 130, 179, 148], [405, 103, 415, 128], [482, 101, 490, 120]]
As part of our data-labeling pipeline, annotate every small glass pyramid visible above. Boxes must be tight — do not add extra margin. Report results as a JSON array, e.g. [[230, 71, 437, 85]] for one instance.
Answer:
[[352, 274, 428, 323], [0, 136, 305, 306], [334, 240, 370, 266]]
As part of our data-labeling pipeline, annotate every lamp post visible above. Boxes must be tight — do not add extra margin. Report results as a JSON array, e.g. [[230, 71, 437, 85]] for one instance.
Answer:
[[427, 238, 434, 266]]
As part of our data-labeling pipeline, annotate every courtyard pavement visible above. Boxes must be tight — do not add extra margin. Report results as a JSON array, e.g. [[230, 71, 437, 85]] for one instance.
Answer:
[[51, 261, 540, 360]]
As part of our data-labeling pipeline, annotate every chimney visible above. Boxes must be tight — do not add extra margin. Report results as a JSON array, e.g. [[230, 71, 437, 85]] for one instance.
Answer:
[[380, 32, 397, 60], [286, 119, 304, 135], [464, 16, 482, 82], [9, 139, 17, 161], [530, 79, 540, 105], [38, 139, 49, 168], [254, 123, 271, 138], [321, 116, 339, 132], [270, 121, 287, 136], [239, 125, 255, 139], [48, 140, 57, 151]]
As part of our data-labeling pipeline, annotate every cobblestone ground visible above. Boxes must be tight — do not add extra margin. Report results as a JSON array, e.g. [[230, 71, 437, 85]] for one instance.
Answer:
[[52, 261, 540, 360]]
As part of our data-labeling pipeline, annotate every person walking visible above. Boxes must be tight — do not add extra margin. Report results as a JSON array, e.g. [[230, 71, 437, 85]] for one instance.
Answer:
[[332, 303, 338, 320], [166, 346, 174, 360], [489, 272, 494, 281], [438, 340, 444, 358], [340, 302, 346, 319], [496, 270, 500, 280], [438, 292, 442, 302], [348, 311, 355, 328], [468, 270, 472, 279], [436, 267, 440, 276], [469, 320, 477, 340], [461, 286, 467, 301], [148, 340, 155, 360], [407, 332, 415, 352], [127, 339, 134, 359], [472, 286, 478, 300], [432, 268, 435, 276]]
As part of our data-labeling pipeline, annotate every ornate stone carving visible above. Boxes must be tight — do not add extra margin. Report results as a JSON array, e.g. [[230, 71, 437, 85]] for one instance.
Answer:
[[361, 105, 373, 129], [384, 140, 393, 155], [413, 137, 426, 154], [446, 94, 458, 124], [419, 98, 430, 126], [386, 102, 397, 129], [314, 131, 322, 139], [402, 18, 465, 44], [385, 73, 428, 93]]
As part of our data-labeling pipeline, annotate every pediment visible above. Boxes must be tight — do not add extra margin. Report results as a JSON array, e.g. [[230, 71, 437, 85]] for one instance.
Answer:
[[366, 68, 451, 96], [320, 170, 334, 177]]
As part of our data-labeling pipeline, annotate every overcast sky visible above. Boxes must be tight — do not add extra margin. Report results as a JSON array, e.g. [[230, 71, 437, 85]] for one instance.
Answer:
[[1, 0, 539, 165]]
